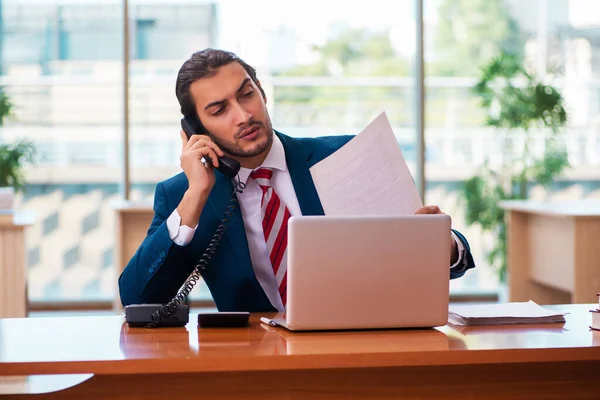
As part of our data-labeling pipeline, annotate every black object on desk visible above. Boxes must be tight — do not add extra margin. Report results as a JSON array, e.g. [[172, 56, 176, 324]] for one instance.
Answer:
[[197, 312, 250, 328]]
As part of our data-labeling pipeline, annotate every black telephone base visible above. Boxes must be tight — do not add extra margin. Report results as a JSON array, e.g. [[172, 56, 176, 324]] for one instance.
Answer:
[[124, 304, 189, 327]]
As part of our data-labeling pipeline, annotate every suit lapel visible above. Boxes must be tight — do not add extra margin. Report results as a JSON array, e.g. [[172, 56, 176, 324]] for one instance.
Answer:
[[202, 132, 325, 262], [198, 132, 325, 273], [277, 131, 325, 216]]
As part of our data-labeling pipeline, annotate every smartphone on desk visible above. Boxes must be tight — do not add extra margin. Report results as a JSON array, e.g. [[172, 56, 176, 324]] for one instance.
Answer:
[[181, 116, 241, 179]]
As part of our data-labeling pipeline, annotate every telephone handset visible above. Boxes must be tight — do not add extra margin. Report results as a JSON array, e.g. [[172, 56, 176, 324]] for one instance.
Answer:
[[180, 116, 241, 179]]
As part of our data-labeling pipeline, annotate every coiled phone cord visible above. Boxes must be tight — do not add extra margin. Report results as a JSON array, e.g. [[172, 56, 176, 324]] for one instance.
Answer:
[[146, 178, 246, 328]]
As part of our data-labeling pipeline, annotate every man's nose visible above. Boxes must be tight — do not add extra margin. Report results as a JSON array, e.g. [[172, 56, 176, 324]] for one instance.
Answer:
[[232, 101, 252, 126]]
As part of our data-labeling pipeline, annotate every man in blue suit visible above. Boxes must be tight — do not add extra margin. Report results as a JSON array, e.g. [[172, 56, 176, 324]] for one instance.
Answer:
[[119, 48, 475, 312]]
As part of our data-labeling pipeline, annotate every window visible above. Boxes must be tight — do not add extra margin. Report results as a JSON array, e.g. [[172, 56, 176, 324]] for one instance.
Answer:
[[2, 1, 418, 305], [2, 1, 123, 302], [424, 0, 600, 294]]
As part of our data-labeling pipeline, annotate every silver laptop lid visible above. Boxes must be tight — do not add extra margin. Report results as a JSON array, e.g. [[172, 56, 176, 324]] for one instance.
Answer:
[[285, 215, 451, 330]]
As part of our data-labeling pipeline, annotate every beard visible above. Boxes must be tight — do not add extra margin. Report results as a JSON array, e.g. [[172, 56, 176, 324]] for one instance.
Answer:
[[208, 116, 274, 158]]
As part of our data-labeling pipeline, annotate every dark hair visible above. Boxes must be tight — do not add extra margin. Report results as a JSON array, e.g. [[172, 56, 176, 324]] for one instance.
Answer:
[[175, 48, 265, 118]]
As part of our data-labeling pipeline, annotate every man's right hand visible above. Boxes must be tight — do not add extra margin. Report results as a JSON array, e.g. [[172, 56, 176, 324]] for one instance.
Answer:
[[177, 131, 225, 227], [179, 130, 225, 195]]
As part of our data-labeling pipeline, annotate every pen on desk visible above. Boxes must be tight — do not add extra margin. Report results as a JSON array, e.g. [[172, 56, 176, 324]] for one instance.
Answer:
[[260, 317, 276, 326]]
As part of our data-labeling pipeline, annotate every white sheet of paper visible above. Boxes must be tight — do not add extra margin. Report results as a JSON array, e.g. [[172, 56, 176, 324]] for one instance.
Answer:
[[309, 112, 422, 216], [449, 300, 563, 319]]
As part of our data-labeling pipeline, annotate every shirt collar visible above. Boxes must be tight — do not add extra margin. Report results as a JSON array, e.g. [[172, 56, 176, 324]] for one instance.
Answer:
[[237, 132, 287, 185]]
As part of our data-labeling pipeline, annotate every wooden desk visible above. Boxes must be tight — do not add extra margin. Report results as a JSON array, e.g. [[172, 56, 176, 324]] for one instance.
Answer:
[[112, 201, 153, 311], [0, 212, 34, 318], [1, 304, 599, 399], [500, 200, 600, 304]]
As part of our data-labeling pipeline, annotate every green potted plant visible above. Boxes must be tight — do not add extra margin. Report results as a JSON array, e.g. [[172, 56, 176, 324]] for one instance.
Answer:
[[462, 51, 569, 288], [0, 88, 35, 211]]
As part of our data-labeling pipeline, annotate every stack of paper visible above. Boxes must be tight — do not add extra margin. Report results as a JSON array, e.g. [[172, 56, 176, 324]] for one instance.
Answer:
[[591, 293, 600, 331], [591, 311, 600, 331], [448, 300, 566, 326]]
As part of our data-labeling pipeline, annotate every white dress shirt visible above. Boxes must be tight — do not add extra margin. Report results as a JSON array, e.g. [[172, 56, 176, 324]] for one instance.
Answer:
[[167, 134, 465, 311]]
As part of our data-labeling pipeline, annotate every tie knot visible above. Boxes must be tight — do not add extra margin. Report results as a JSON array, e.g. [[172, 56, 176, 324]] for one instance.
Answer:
[[250, 168, 273, 187]]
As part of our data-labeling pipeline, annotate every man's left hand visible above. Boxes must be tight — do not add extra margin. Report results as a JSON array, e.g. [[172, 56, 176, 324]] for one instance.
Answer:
[[415, 205, 458, 265]]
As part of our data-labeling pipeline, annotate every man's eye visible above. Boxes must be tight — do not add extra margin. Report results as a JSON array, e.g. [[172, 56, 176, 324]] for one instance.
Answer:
[[242, 89, 254, 97], [212, 107, 225, 116]]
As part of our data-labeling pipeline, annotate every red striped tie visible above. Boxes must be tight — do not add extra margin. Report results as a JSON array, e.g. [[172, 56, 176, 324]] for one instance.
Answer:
[[250, 168, 289, 306]]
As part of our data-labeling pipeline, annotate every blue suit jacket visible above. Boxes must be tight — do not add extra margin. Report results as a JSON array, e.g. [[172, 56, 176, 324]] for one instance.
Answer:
[[119, 131, 475, 311]]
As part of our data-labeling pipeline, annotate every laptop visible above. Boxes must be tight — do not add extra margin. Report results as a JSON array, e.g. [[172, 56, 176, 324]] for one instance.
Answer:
[[260, 214, 451, 331]]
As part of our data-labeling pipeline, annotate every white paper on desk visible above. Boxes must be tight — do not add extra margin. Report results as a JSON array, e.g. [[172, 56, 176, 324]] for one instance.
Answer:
[[448, 301, 566, 326], [309, 112, 422, 216]]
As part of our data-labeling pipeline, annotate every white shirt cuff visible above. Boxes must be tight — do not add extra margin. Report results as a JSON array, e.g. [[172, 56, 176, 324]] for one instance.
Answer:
[[450, 231, 466, 269], [166, 209, 198, 246]]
